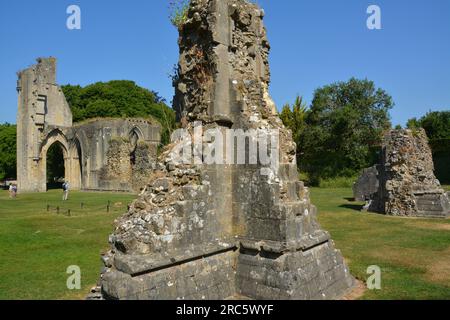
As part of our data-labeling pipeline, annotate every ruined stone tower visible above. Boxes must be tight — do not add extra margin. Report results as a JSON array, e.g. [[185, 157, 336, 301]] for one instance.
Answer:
[[16, 57, 74, 192], [16, 58, 161, 193], [355, 129, 450, 218], [97, 0, 354, 300]]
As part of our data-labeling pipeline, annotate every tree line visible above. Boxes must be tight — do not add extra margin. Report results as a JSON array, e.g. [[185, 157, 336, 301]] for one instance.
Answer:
[[0, 78, 448, 185], [280, 78, 450, 185], [62, 80, 176, 144], [0, 80, 176, 182]]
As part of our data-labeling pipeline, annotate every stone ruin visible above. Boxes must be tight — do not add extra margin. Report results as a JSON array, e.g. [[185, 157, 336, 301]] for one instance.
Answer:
[[92, 0, 355, 300], [354, 129, 450, 218], [16, 57, 160, 193]]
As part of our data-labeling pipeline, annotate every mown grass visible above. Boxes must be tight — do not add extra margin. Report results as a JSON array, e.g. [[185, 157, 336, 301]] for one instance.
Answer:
[[312, 187, 450, 300], [318, 176, 358, 188], [0, 190, 136, 300], [0, 188, 449, 300]]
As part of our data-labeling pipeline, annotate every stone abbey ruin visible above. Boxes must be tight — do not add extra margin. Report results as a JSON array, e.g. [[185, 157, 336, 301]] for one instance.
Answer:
[[92, 0, 355, 300], [16, 57, 160, 193], [354, 129, 450, 218]]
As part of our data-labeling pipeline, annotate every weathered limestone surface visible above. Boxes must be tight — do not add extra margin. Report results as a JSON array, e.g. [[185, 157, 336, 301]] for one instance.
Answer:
[[17, 57, 73, 192], [95, 0, 354, 300], [353, 166, 379, 202], [73, 118, 160, 192], [355, 129, 450, 218], [16, 58, 160, 193]]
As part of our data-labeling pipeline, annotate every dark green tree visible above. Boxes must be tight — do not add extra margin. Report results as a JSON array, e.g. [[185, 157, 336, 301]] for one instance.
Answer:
[[0, 123, 17, 181], [300, 78, 393, 185], [62, 81, 176, 145], [407, 110, 450, 183], [280, 95, 308, 158], [407, 111, 450, 141]]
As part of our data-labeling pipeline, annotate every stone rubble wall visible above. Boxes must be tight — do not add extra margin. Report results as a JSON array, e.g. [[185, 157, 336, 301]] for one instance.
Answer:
[[100, 138, 133, 184], [68, 118, 160, 193], [95, 0, 355, 300], [98, 137, 158, 192], [16, 57, 161, 193], [354, 129, 450, 217]]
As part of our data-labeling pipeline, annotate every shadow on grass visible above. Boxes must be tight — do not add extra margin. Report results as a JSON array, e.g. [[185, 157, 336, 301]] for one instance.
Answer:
[[339, 204, 364, 212]]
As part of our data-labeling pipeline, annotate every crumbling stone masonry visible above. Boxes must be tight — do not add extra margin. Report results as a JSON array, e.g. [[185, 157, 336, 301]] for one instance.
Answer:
[[16, 58, 160, 193], [354, 129, 450, 218], [94, 0, 355, 300]]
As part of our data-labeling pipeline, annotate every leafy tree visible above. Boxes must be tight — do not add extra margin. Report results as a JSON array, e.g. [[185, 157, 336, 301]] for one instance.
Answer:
[[406, 118, 420, 131], [407, 111, 450, 183], [0, 123, 17, 180], [300, 78, 393, 185], [61, 81, 176, 145], [407, 111, 450, 141], [280, 96, 308, 158]]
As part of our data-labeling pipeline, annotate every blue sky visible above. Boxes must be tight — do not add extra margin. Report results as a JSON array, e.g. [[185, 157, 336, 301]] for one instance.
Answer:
[[0, 0, 449, 126]]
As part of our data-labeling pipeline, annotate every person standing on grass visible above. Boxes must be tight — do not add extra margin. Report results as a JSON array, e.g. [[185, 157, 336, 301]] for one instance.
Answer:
[[62, 181, 70, 201], [8, 184, 13, 198], [11, 184, 17, 198]]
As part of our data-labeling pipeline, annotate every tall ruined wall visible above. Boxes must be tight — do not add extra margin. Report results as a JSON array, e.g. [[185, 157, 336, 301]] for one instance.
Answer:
[[356, 129, 450, 217], [96, 0, 354, 300], [16, 57, 73, 193], [173, 0, 277, 125], [99, 138, 134, 187], [70, 118, 160, 192], [16, 57, 161, 193], [131, 141, 159, 192]]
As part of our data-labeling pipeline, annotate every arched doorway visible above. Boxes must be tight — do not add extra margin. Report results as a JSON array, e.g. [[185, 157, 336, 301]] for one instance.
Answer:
[[129, 127, 143, 166], [46, 142, 66, 189], [38, 129, 78, 192]]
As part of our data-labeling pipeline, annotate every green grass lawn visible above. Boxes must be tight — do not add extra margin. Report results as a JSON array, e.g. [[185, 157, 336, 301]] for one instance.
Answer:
[[311, 188, 450, 300], [0, 188, 449, 300], [0, 190, 136, 300]]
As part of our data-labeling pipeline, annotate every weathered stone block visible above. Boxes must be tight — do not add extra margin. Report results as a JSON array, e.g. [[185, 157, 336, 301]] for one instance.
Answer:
[[94, 0, 355, 301], [353, 165, 379, 201], [356, 129, 450, 218]]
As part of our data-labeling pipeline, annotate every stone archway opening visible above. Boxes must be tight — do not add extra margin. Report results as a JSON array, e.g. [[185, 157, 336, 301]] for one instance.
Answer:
[[129, 128, 142, 166], [46, 141, 66, 190], [38, 129, 77, 192]]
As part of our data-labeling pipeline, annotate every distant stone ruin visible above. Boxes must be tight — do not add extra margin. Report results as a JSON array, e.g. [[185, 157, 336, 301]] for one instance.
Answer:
[[93, 0, 355, 300], [16, 57, 160, 193], [354, 129, 450, 218]]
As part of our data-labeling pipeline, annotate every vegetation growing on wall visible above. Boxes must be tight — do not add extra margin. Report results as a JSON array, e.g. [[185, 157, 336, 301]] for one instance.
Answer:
[[168, 0, 190, 29]]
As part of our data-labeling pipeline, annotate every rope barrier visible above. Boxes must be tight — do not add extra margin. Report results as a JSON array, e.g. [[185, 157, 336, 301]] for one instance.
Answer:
[[45, 201, 130, 217]]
